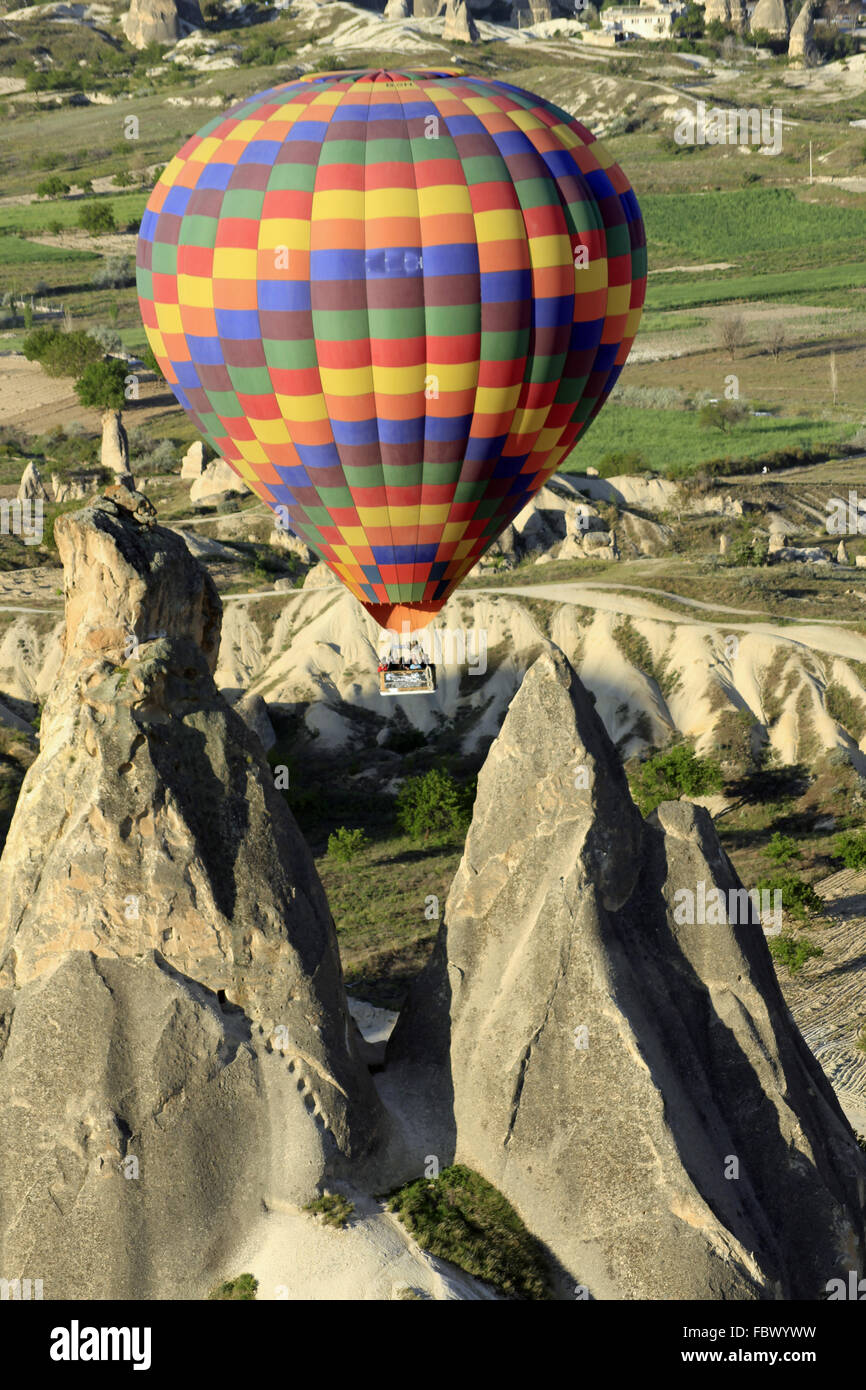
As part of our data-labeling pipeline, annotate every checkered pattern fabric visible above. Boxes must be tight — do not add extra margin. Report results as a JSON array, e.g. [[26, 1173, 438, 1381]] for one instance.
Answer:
[[136, 68, 646, 629]]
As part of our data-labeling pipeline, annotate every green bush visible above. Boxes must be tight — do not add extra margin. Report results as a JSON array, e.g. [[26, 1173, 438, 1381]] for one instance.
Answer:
[[728, 530, 769, 568], [207, 1273, 257, 1300], [768, 935, 823, 976], [87, 323, 123, 355], [387, 1164, 553, 1300], [834, 829, 866, 870], [303, 1193, 354, 1228], [595, 448, 647, 476], [74, 359, 128, 411], [395, 767, 472, 842], [36, 175, 70, 200], [630, 743, 723, 817], [326, 826, 369, 862], [763, 831, 801, 866], [91, 255, 135, 289], [77, 202, 117, 236], [757, 872, 823, 923]]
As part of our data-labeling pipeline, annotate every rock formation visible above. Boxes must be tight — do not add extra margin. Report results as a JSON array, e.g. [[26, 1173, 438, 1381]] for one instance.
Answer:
[[100, 410, 130, 479], [17, 460, 49, 503], [512, 0, 553, 26], [0, 486, 383, 1298], [272, 524, 317, 566], [51, 470, 102, 504], [189, 457, 245, 504], [749, 0, 788, 38], [180, 439, 207, 480], [235, 691, 276, 753], [704, 0, 746, 31], [303, 560, 341, 589], [413, 0, 446, 15], [122, 0, 203, 48], [384, 0, 411, 15], [390, 649, 866, 1298], [788, 0, 817, 62]]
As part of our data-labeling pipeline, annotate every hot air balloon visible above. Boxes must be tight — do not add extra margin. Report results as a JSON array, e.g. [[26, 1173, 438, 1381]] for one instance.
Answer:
[[136, 68, 646, 642]]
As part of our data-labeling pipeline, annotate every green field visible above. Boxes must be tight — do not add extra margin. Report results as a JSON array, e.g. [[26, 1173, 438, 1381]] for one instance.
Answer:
[[645, 261, 866, 311], [0, 193, 146, 237], [642, 188, 866, 273], [0, 236, 97, 267], [561, 405, 859, 476]]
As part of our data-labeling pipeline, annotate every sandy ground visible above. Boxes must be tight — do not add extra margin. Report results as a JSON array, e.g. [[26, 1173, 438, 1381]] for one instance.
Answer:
[[233, 1193, 501, 1301], [229, 999, 498, 1301], [0, 355, 83, 433], [0, 355, 178, 433], [28, 230, 139, 257]]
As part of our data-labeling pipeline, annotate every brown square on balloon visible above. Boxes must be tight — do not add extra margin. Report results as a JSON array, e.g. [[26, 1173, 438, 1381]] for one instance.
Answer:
[[197, 363, 235, 391], [312, 281, 369, 312], [154, 213, 182, 246], [228, 164, 272, 192], [223, 338, 267, 368], [259, 309, 312, 341], [186, 188, 226, 220]]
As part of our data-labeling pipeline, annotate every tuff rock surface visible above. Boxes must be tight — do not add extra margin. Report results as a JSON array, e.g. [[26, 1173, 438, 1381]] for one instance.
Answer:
[[122, 0, 203, 48], [389, 649, 866, 1299], [0, 487, 383, 1298]]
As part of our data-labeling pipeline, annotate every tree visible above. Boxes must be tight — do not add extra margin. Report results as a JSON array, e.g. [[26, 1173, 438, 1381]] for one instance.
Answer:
[[77, 202, 116, 236], [22, 326, 103, 378], [74, 358, 128, 412], [673, 1, 705, 37], [326, 826, 368, 862], [830, 349, 838, 407], [91, 255, 135, 289], [699, 399, 747, 433], [765, 321, 785, 360], [36, 175, 70, 199], [630, 743, 723, 817], [395, 767, 472, 842], [718, 313, 746, 360]]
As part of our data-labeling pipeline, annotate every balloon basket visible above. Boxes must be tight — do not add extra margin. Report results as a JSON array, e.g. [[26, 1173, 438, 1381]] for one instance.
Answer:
[[378, 665, 437, 696]]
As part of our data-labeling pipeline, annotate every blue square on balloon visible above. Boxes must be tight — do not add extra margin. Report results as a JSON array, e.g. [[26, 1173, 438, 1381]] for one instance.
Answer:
[[139, 209, 158, 244], [594, 343, 619, 373], [584, 169, 615, 200], [188, 335, 225, 365], [162, 186, 193, 217], [196, 163, 234, 191], [174, 361, 201, 389], [215, 308, 261, 339], [240, 141, 282, 165]]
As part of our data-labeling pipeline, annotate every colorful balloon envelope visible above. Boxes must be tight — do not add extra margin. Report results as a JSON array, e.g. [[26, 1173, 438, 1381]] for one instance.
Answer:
[[136, 68, 646, 632]]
